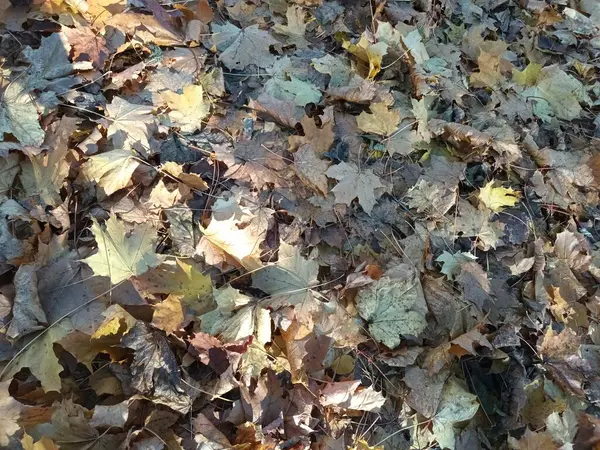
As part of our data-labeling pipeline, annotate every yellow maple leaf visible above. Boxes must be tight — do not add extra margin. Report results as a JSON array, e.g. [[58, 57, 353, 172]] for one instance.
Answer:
[[478, 181, 519, 212], [162, 84, 210, 133], [342, 34, 388, 80]]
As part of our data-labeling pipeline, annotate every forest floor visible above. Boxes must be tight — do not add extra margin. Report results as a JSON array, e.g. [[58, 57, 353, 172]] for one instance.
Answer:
[[1, 0, 600, 449]]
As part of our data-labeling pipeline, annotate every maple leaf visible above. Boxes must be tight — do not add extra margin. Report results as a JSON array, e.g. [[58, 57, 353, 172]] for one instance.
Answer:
[[521, 65, 589, 122], [510, 429, 558, 450], [478, 180, 519, 213], [212, 23, 278, 70], [133, 259, 213, 308], [326, 162, 386, 215], [312, 54, 353, 88], [273, 6, 309, 48], [83, 215, 163, 285], [2, 320, 74, 392], [106, 97, 156, 151], [199, 215, 264, 271], [513, 63, 543, 86], [63, 26, 109, 69], [161, 84, 210, 133], [0, 79, 44, 147], [356, 102, 401, 136], [252, 241, 320, 322], [436, 251, 477, 280], [342, 33, 388, 80], [81, 149, 141, 198], [23, 33, 92, 91], [19, 116, 78, 206], [289, 114, 335, 156], [355, 265, 428, 348], [200, 286, 271, 345], [264, 75, 322, 107], [432, 377, 480, 449], [162, 161, 209, 191]]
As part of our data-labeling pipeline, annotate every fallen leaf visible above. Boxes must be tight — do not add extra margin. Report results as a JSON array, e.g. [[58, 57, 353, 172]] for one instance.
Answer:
[[355, 264, 428, 348], [273, 6, 309, 48], [478, 180, 519, 213], [342, 34, 388, 80], [356, 102, 400, 136], [0, 380, 21, 447], [81, 149, 141, 198], [6, 265, 47, 339], [106, 97, 156, 150], [83, 215, 163, 284], [521, 65, 589, 122], [63, 26, 109, 69], [0, 79, 44, 147], [90, 401, 129, 428], [152, 294, 185, 334], [3, 320, 74, 392], [121, 322, 190, 412], [293, 144, 331, 195], [162, 84, 210, 133], [320, 380, 386, 412], [326, 162, 386, 215], [212, 23, 278, 70]]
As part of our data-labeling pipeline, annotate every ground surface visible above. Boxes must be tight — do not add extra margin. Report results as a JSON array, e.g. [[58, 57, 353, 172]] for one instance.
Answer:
[[1, 0, 600, 448]]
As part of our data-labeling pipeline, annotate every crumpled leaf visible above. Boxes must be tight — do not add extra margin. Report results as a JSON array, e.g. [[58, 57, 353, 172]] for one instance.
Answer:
[[356, 103, 400, 136], [121, 322, 190, 413], [342, 34, 388, 80], [326, 162, 386, 215], [355, 264, 428, 348], [293, 144, 331, 195], [478, 180, 519, 213], [90, 401, 129, 429], [81, 149, 141, 198], [83, 215, 163, 285], [162, 84, 210, 133], [0, 79, 44, 147], [0, 380, 21, 447], [6, 265, 47, 339], [320, 380, 386, 412], [212, 23, 278, 70]]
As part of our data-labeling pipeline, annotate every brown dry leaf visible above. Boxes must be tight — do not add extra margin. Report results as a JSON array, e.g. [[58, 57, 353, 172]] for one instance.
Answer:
[[511, 429, 558, 450], [289, 114, 335, 155], [320, 380, 386, 412], [63, 26, 109, 69], [162, 161, 209, 191], [356, 102, 400, 136], [0, 380, 22, 447], [293, 144, 331, 196], [152, 294, 185, 334], [404, 366, 448, 417], [326, 162, 386, 215]]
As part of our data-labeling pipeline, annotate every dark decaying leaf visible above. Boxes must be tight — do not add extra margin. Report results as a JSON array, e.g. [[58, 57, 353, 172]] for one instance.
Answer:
[[121, 322, 191, 413]]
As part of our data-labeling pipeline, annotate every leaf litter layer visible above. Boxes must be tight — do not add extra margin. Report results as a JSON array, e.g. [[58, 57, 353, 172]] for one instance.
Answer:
[[0, 0, 600, 449]]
